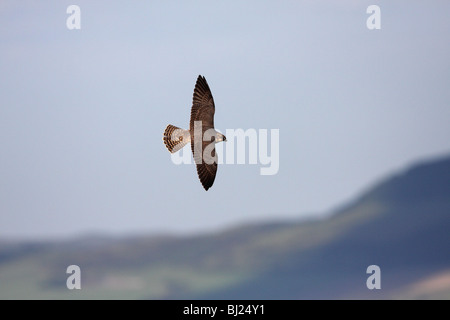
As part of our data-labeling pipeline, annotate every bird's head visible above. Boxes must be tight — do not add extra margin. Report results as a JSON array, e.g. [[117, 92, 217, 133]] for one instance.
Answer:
[[216, 132, 227, 143]]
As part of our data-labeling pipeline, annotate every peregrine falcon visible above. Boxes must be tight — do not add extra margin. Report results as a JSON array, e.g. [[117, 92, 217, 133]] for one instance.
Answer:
[[163, 75, 226, 191]]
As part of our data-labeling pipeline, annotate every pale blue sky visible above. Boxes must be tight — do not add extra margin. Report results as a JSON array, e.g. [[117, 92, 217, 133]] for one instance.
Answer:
[[1, 1, 450, 239]]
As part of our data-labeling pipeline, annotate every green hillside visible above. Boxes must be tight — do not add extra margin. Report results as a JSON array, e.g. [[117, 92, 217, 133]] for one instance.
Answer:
[[1, 155, 449, 299]]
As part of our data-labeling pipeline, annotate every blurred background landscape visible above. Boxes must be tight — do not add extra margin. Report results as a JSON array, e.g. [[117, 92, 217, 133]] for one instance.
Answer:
[[1, 154, 450, 299], [1, 1, 450, 299]]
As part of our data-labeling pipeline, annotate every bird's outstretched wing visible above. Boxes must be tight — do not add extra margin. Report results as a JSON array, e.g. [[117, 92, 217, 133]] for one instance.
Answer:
[[190, 75, 217, 191], [190, 75, 215, 131]]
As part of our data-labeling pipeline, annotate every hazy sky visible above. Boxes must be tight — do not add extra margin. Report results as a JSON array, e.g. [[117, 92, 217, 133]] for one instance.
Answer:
[[1, 1, 450, 239]]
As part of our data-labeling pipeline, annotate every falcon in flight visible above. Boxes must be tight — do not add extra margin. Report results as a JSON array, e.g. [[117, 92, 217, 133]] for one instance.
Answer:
[[163, 75, 226, 191]]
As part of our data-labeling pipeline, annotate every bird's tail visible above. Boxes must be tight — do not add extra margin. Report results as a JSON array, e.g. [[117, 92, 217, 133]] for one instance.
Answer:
[[163, 124, 190, 153]]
